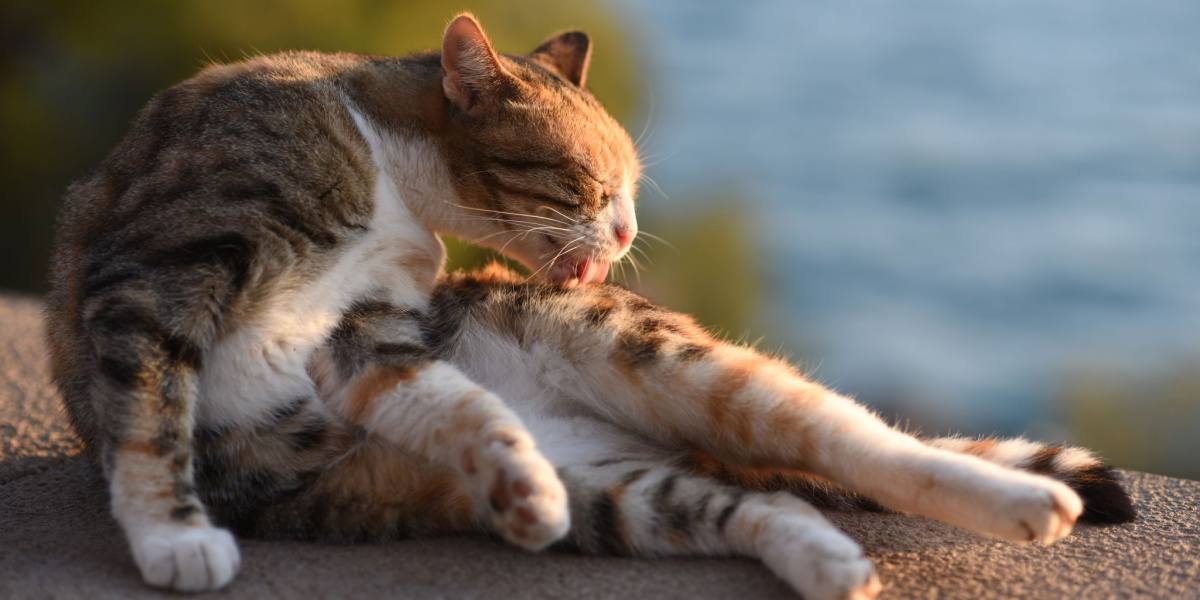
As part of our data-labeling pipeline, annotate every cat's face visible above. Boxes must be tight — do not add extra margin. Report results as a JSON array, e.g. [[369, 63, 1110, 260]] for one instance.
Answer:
[[438, 15, 640, 286]]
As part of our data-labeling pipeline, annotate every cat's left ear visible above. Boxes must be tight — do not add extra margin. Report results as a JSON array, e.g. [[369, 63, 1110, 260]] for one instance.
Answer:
[[530, 30, 592, 88]]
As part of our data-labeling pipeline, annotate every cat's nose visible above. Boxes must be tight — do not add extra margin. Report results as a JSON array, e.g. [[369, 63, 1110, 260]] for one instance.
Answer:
[[613, 224, 633, 250]]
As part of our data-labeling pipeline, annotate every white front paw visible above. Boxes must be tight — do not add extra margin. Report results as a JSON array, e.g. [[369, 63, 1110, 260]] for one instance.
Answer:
[[130, 524, 241, 591]]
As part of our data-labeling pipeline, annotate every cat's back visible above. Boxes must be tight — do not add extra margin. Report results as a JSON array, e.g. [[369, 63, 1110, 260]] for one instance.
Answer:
[[54, 50, 371, 241], [49, 50, 378, 311], [46, 51, 379, 447]]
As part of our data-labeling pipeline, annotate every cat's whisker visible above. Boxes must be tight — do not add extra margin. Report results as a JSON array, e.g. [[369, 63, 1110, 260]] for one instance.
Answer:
[[625, 251, 643, 287], [498, 225, 568, 254], [526, 238, 583, 282], [454, 204, 575, 226], [612, 258, 627, 285], [475, 218, 573, 234], [636, 147, 677, 168], [472, 228, 528, 246], [474, 224, 575, 248], [639, 173, 669, 202], [633, 88, 664, 156], [450, 215, 574, 237], [539, 205, 579, 225], [635, 229, 677, 252], [628, 241, 654, 266]]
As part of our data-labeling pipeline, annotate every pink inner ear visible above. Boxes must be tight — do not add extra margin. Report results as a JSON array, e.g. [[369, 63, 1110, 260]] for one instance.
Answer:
[[442, 16, 492, 77], [442, 71, 466, 108], [441, 15, 503, 111]]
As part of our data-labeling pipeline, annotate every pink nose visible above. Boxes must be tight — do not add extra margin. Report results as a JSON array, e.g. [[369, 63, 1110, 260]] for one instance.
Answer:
[[613, 225, 633, 249]]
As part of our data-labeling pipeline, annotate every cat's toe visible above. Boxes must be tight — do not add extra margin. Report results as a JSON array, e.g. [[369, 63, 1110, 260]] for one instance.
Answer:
[[131, 524, 240, 591], [474, 432, 570, 551], [809, 554, 880, 600], [767, 523, 880, 600], [993, 476, 1082, 544]]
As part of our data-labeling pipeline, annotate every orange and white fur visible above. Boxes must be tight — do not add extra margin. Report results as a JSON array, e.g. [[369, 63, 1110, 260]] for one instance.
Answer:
[[46, 14, 1133, 600]]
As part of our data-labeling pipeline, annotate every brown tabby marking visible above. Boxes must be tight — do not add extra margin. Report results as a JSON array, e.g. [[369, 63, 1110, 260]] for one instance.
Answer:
[[345, 365, 418, 424]]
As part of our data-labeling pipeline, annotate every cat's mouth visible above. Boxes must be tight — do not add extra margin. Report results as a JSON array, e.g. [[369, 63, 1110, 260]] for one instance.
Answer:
[[548, 256, 610, 286]]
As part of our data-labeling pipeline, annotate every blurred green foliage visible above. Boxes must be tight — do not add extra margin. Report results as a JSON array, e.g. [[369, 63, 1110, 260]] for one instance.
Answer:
[[0, 0, 639, 292], [624, 201, 763, 343], [1060, 363, 1200, 480]]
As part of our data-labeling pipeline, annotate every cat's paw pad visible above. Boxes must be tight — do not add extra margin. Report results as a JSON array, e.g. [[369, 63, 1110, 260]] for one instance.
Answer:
[[774, 527, 880, 600], [989, 476, 1082, 544], [130, 524, 240, 591], [469, 430, 570, 551]]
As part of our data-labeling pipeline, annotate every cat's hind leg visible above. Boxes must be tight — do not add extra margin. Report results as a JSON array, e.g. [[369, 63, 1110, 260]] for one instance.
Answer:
[[685, 435, 1136, 526], [559, 460, 880, 600], [81, 296, 239, 591], [459, 280, 1089, 545]]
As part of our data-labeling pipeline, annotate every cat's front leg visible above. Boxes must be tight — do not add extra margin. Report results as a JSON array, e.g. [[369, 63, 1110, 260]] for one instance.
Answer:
[[310, 301, 569, 550]]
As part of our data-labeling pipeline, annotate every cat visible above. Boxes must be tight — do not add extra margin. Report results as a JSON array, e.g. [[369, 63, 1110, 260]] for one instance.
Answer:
[[45, 13, 1134, 600]]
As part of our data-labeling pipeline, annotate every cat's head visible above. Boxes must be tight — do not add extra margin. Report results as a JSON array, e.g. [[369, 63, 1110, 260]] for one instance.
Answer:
[[436, 14, 640, 286]]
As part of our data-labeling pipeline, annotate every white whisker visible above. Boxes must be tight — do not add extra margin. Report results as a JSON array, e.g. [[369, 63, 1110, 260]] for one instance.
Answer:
[[636, 229, 677, 252]]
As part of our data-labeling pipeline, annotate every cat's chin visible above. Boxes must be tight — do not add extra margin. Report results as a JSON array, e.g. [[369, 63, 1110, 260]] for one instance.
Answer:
[[547, 257, 610, 286]]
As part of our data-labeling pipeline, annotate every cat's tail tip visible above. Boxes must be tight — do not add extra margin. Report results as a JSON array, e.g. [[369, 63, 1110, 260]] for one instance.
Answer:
[[1068, 463, 1137, 524]]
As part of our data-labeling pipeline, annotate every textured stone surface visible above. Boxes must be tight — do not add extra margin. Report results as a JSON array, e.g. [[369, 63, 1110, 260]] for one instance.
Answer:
[[2, 296, 1197, 598]]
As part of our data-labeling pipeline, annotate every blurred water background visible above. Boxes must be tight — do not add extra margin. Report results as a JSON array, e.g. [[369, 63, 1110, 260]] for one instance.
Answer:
[[620, 0, 1200, 477], [1, 1, 1196, 477]]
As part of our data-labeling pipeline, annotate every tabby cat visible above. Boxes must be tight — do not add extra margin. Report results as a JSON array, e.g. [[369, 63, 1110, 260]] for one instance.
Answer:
[[46, 14, 1134, 600]]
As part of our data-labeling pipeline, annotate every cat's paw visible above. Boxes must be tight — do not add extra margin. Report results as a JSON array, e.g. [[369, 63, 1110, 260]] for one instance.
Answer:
[[129, 523, 241, 591], [974, 472, 1083, 544], [768, 524, 880, 600], [465, 428, 570, 551]]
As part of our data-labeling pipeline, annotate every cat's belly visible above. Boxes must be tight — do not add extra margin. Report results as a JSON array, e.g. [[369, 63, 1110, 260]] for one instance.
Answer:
[[446, 327, 667, 468]]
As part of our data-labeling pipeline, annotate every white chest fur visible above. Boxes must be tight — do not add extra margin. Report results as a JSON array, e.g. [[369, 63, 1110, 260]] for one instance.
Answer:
[[195, 111, 448, 427]]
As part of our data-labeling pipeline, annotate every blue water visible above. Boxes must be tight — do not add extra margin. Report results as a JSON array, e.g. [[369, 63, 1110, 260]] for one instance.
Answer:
[[618, 1, 1200, 432]]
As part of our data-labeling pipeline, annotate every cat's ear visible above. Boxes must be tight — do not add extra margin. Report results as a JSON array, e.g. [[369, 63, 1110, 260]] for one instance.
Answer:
[[441, 13, 510, 114], [530, 30, 592, 88]]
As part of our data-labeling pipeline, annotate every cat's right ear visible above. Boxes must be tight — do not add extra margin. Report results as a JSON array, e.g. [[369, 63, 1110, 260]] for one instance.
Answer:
[[441, 13, 509, 115]]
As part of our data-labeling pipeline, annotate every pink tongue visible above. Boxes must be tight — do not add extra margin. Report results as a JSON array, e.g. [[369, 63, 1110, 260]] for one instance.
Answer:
[[576, 259, 610, 284]]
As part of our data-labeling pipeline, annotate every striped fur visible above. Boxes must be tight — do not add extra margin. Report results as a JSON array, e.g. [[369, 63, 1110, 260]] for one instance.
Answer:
[[44, 13, 1134, 600]]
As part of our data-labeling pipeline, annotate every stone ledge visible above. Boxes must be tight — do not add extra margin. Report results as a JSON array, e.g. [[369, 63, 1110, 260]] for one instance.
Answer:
[[2, 295, 1196, 598]]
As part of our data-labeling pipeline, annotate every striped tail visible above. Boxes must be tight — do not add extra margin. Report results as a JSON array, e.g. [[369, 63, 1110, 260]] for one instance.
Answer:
[[686, 437, 1136, 525], [924, 436, 1137, 524]]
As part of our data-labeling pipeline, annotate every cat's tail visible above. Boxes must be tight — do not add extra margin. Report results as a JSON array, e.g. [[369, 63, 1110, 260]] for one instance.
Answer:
[[923, 436, 1136, 524], [686, 436, 1136, 525]]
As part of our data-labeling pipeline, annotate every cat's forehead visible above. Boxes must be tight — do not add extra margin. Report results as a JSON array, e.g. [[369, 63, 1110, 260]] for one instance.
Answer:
[[506, 97, 636, 171]]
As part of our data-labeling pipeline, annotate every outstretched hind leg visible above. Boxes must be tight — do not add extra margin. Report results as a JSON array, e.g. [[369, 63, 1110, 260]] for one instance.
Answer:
[[685, 434, 1137, 526], [559, 460, 881, 600]]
